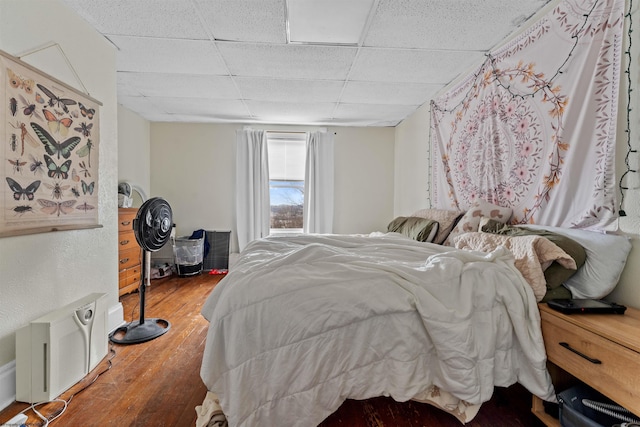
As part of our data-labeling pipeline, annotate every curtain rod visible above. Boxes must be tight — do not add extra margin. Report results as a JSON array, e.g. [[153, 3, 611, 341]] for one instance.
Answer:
[[266, 130, 337, 135]]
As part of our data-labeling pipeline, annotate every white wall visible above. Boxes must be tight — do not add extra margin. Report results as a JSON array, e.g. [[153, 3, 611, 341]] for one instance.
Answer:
[[393, 104, 431, 216], [394, 5, 640, 309], [149, 123, 395, 253], [333, 126, 395, 233], [0, 0, 119, 370], [118, 105, 150, 202]]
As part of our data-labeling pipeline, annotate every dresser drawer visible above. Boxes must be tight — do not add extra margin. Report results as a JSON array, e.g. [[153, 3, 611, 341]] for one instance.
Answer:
[[118, 208, 137, 232], [118, 247, 141, 271], [119, 267, 141, 286], [118, 269, 141, 296], [541, 314, 640, 414], [118, 230, 138, 251]]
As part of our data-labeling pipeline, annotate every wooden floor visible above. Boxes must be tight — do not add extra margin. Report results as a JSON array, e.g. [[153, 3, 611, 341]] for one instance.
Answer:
[[0, 273, 549, 427]]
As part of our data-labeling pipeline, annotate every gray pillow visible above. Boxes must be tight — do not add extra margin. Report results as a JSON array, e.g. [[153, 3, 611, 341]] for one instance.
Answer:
[[387, 216, 439, 243]]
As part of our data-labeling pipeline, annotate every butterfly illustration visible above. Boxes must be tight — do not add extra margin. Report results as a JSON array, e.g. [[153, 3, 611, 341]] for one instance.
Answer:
[[44, 155, 72, 180], [43, 109, 73, 137], [30, 122, 81, 159], [36, 83, 76, 113], [37, 199, 76, 216], [35, 92, 45, 104], [8, 68, 34, 94], [74, 122, 92, 138], [81, 180, 95, 195], [79, 103, 95, 120], [8, 158, 27, 174], [6, 177, 41, 201], [76, 202, 95, 212], [71, 168, 80, 182]]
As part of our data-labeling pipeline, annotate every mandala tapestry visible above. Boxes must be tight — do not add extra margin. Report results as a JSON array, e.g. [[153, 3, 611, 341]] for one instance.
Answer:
[[430, 0, 625, 230]]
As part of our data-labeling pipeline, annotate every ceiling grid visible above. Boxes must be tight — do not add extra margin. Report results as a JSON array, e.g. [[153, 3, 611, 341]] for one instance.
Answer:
[[60, 0, 552, 126]]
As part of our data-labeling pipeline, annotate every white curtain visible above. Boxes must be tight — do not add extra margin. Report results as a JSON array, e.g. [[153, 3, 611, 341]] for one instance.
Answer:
[[236, 129, 270, 252], [303, 131, 334, 234]]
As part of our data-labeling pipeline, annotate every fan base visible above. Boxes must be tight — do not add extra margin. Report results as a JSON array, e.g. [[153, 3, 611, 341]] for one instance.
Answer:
[[109, 318, 171, 345]]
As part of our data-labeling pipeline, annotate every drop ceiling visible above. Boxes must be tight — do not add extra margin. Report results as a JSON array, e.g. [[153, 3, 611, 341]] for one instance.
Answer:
[[60, 0, 552, 127]]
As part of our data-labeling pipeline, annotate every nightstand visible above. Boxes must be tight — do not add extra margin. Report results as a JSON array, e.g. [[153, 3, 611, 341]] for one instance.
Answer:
[[532, 302, 640, 426]]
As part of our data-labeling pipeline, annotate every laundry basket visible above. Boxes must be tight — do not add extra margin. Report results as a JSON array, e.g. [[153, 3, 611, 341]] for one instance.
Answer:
[[173, 236, 204, 277]]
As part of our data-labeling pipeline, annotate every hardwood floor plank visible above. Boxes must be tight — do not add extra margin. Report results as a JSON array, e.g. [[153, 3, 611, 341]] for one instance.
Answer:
[[0, 272, 549, 426]]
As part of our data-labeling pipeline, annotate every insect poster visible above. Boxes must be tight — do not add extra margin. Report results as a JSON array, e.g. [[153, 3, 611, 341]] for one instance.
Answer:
[[0, 50, 101, 237]]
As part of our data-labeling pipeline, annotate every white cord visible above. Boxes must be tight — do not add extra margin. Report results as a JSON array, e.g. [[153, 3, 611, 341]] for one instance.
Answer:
[[10, 344, 116, 426], [19, 398, 68, 426]]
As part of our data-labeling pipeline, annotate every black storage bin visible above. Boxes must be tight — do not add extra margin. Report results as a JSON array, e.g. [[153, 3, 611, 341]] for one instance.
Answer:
[[203, 231, 231, 271], [558, 384, 639, 427]]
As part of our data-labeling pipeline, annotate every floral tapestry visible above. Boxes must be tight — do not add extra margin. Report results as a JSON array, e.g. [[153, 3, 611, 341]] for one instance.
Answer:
[[430, 0, 624, 230]]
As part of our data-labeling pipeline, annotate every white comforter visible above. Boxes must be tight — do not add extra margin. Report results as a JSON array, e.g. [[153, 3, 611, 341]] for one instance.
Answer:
[[200, 233, 555, 426]]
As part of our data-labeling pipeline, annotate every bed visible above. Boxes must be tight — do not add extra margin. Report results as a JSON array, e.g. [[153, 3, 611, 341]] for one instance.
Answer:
[[197, 203, 631, 427]]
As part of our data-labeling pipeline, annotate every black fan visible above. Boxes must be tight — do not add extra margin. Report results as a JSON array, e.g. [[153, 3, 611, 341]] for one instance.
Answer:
[[110, 197, 173, 344]]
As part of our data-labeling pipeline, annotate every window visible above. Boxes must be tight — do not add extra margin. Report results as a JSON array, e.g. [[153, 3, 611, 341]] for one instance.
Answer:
[[267, 132, 306, 233]]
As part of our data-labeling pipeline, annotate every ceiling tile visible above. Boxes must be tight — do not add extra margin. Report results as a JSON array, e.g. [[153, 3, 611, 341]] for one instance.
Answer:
[[109, 36, 229, 75], [341, 81, 441, 105], [61, 0, 209, 39], [287, 0, 375, 45], [365, 0, 551, 51], [118, 72, 241, 99], [334, 103, 419, 126], [195, 0, 287, 43], [245, 100, 336, 124], [349, 48, 484, 84], [217, 42, 357, 80], [235, 77, 344, 103], [119, 95, 251, 118]]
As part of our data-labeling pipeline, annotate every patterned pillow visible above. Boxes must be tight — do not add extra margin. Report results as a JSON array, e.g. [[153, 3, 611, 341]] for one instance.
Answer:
[[411, 208, 464, 244], [444, 200, 512, 246]]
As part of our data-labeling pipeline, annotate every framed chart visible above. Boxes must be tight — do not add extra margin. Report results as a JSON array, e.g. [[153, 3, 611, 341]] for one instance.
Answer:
[[0, 49, 102, 237]]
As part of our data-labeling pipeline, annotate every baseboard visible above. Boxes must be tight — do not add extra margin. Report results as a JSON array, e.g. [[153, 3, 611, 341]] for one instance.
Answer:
[[0, 360, 16, 412], [108, 302, 125, 333]]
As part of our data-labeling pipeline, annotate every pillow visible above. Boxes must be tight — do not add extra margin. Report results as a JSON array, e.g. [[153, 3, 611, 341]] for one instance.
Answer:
[[519, 225, 631, 299], [412, 208, 464, 244], [480, 220, 587, 289], [387, 216, 439, 243], [453, 232, 576, 301], [444, 200, 512, 246]]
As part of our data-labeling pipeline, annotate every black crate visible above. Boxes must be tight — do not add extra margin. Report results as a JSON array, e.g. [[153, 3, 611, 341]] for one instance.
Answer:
[[203, 231, 230, 270]]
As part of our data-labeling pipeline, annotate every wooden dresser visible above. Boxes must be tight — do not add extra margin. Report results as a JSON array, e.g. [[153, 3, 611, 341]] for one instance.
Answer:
[[532, 302, 640, 425], [118, 208, 142, 296]]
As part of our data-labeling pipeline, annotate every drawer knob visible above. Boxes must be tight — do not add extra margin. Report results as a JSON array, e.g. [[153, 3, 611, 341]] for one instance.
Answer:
[[559, 342, 602, 364], [120, 239, 130, 245], [120, 257, 129, 264], [121, 220, 131, 226]]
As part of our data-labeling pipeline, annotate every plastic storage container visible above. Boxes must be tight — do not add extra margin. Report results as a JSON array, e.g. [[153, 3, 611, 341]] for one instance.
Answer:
[[173, 236, 204, 276]]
